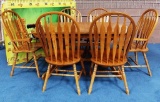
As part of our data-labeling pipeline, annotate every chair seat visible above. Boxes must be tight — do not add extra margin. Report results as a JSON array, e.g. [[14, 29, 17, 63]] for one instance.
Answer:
[[91, 58, 127, 66], [45, 50, 81, 66], [91, 56, 127, 66], [130, 42, 148, 52], [91, 50, 128, 66]]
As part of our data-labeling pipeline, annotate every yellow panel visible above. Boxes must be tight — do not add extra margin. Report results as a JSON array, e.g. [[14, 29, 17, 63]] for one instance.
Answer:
[[1, 0, 76, 65]]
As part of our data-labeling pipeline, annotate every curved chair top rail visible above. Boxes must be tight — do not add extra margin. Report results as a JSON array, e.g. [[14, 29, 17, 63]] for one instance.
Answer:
[[87, 8, 108, 22]]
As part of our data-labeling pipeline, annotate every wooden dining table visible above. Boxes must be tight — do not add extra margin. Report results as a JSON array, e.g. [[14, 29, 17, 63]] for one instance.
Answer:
[[56, 22, 116, 35], [28, 22, 118, 37], [77, 22, 91, 35]]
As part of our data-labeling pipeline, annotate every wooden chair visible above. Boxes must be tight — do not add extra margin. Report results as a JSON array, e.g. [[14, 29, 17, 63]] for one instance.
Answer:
[[36, 12, 85, 95], [125, 9, 159, 76], [1, 10, 42, 77], [61, 8, 82, 22], [88, 12, 136, 95], [87, 8, 108, 22]]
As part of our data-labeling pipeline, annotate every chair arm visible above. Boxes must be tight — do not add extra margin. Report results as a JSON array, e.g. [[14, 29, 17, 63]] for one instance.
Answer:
[[12, 38, 31, 42], [133, 38, 148, 41]]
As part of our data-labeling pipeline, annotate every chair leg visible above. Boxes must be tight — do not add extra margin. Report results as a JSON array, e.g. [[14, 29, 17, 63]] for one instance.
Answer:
[[73, 64, 81, 95], [42, 64, 51, 92], [26, 52, 29, 62], [89, 62, 94, 76], [88, 64, 97, 94], [55, 66, 59, 74], [33, 52, 40, 78], [134, 52, 138, 64], [121, 65, 129, 95], [10, 53, 18, 77], [80, 60, 86, 76], [142, 52, 152, 76], [115, 66, 122, 80], [41, 65, 57, 80]]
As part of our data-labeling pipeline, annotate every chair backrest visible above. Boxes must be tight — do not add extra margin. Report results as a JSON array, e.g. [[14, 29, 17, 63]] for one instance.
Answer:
[[61, 8, 82, 22], [36, 12, 81, 65], [89, 12, 136, 66], [1, 10, 31, 51], [133, 9, 158, 49], [87, 8, 108, 22]]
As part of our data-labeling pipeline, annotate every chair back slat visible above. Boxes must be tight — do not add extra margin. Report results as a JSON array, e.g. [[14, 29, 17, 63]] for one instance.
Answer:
[[118, 17, 126, 62], [57, 22, 64, 62], [89, 12, 136, 66], [44, 17, 52, 58], [64, 22, 70, 62], [93, 23, 99, 61], [100, 19, 105, 63], [15, 19, 28, 49], [112, 16, 119, 63], [123, 23, 134, 59], [71, 22, 76, 60], [50, 23, 57, 61], [106, 17, 112, 63], [36, 12, 80, 64]]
